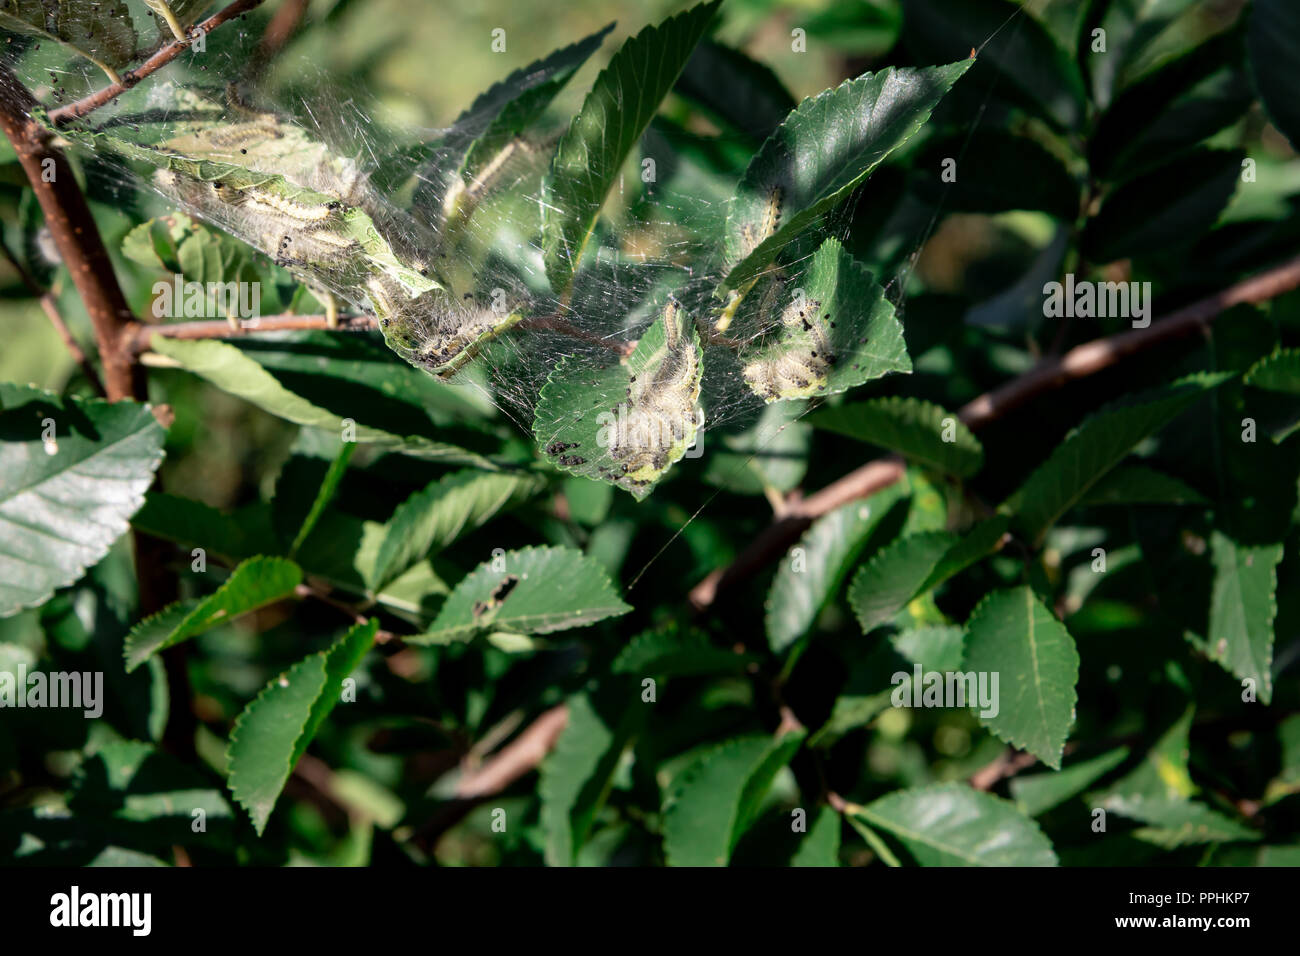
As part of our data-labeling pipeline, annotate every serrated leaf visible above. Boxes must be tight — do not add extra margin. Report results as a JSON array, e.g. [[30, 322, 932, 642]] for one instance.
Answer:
[[809, 397, 982, 477], [1006, 373, 1230, 545], [542, 1, 721, 292], [539, 687, 641, 866], [410, 546, 630, 644], [737, 239, 910, 402], [851, 783, 1057, 866], [1248, 0, 1300, 151], [849, 518, 1008, 635], [287, 442, 355, 557], [1078, 463, 1208, 506], [533, 296, 702, 499], [124, 556, 302, 671], [662, 732, 804, 866], [790, 806, 840, 866], [765, 483, 909, 653], [149, 337, 495, 468], [719, 60, 971, 292], [1203, 531, 1281, 704], [612, 623, 757, 677], [226, 619, 377, 835], [0, 385, 165, 617], [1011, 747, 1131, 817], [1097, 707, 1196, 806], [370, 469, 543, 590], [963, 586, 1079, 769], [1244, 347, 1300, 393]]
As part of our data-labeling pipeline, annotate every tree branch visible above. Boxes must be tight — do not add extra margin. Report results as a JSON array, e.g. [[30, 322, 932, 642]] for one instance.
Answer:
[[689, 252, 1300, 611], [127, 312, 378, 352], [47, 0, 267, 126]]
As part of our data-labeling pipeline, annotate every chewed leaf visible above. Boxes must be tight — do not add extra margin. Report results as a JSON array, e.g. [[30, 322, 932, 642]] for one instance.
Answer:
[[409, 545, 631, 644], [533, 297, 704, 499], [737, 238, 909, 402]]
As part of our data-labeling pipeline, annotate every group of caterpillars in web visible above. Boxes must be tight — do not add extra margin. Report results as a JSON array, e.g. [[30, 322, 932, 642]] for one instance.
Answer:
[[734, 184, 839, 401]]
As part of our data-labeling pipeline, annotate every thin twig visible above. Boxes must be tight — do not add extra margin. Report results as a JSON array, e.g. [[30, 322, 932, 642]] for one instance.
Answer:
[[48, 0, 267, 126], [127, 312, 378, 353]]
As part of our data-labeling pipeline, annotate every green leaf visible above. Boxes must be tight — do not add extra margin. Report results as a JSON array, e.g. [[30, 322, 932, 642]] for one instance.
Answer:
[[765, 483, 909, 653], [1077, 464, 1208, 506], [411, 545, 630, 644], [1202, 531, 1282, 704], [914, 130, 1080, 219], [790, 806, 841, 867], [891, 625, 965, 673], [370, 469, 543, 589], [612, 623, 758, 677], [1109, 798, 1260, 848], [130, 492, 277, 563], [149, 337, 496, 469], [1011, 747, 1131, 817], [736, 239, 911, 402], [0, 0, 136, 82], [1097, 707, 1196, 806], [662, 732, 805, 866], [0, 386, 165, 617], [719, 60, 971, 292], [542, 1, 721, 292], [1244, 347, 1300, 393], [848, 518, 1009, 635], [422, 23, 615, 221], [539, 687, 641, 866], [227, 619, 377, 835], [811, 398, 981, 478], [850, 783, 1057, 866], [1006, 373, 1230, 545], [702, 400, 811, 495], [903, 0, 1085, 129], [1248, 0, 1300, 150], [288, 442, 355, 557], [124, 556, 302, 672], [963, 586, 1079, 769], [533, 296, 703, 499]]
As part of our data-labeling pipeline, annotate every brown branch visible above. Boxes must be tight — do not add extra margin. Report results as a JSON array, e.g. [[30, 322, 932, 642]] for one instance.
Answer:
[[0, 67, 140, 400], [968, 748, 1039, 791], [47, 0, 267, 126], [248, 0, 310, 80], [689, 253, 1300, 611], [0, 239, 106, 395], [127, 312, 378, 353]]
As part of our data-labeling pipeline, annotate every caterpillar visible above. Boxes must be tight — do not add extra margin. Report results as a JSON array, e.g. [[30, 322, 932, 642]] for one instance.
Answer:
[[606, 296, 702, 485], [738, 184, 782, 259], [377, 286, 523, 379], [742, 294, 834, 401]]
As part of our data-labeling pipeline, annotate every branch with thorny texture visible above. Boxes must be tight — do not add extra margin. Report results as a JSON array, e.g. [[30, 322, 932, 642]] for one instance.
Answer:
[[47, 0, 267, 126], [688, 252, 1300, 611]]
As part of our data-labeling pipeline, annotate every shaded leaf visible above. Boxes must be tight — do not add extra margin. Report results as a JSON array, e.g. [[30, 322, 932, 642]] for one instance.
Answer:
[[811, 396, 981, 477]]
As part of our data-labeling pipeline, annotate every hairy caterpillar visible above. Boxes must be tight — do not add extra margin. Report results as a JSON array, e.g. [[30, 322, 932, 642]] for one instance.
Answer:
[[376, 285, 524, 379], [738, 184, 782, 259], [605, 297, 703, 485], [742, 293, 834, 401]]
